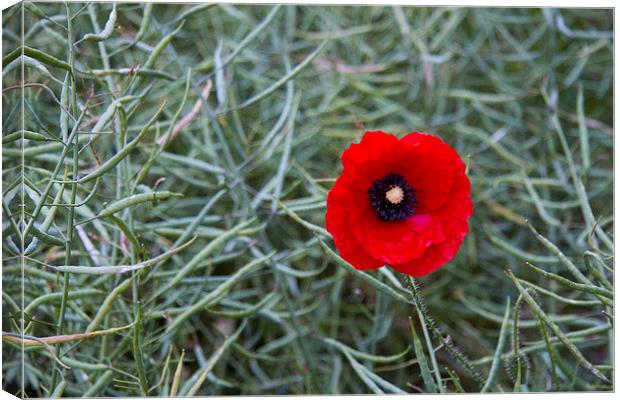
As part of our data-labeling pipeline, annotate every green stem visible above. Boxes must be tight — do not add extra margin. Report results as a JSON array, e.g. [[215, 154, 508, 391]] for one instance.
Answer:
[[51, 6, 78, 392], [404, 276, 485, 388], [133, 302, 149, 395]]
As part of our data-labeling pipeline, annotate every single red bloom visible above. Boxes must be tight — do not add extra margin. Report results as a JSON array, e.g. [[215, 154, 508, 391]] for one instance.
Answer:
[[325, 130, 473, 276]]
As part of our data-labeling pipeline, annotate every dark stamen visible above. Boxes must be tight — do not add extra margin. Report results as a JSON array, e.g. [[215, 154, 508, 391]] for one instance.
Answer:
[[368, 173, 416, 221]]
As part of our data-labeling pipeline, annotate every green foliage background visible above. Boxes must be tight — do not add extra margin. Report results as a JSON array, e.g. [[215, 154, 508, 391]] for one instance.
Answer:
[[1, 2, 613, 396]]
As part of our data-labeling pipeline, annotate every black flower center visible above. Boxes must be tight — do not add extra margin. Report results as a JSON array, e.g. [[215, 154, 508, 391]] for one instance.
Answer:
[[368, 173, 416, 221]]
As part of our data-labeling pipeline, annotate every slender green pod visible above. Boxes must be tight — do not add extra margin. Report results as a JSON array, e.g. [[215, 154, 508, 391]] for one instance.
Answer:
[[318, 238, 411, 304], [86, 277, 135, 332], [506, 269, 609, 383], [133, 69, 192, 191], [233, 40, 328, 111], [361, 365, 407, 394], [223, 5, 282, 67], [409, 316, 438, 393], [577, 85, 590, 171], [583, 251, 613, 290], [526, 221, 592, 285], [319, 336, 409, 364], [2, 130, 49, 144], [170, 189, 226, 248], [3, 134, 90, 158], [3, 55, 63, 84], [171, 3, 215, 24], [82, 370, 114, 397], [343, 351, 383, 394], [77, 4, 117, 43], [59, 72, 70, 142], [50, 380, 66, 398], [80, 101, 166, 183], [517, 279, 600, 306], [537, 317, 559, 389], [523, 262, 613, 300], [30, 225, 65, 246], [127, 20, 185, 93], [135, 3, 153, 42], [277, 200, 330, 237], [107, 215, 139, 252], [415, 306, 443, 392], [90, 95, 142, 134], [165, 253, 273, 335], [481, 298, 511, 392], [87, 68, 176, 81], [208, 292, 280, 319], [185, 320, 247, 396], [49, 236, 196, 275], [2, 46, 72, 72], [521, 170, 561, 227], [145, 21, 185, 69], [169, 349, 185, 397], [152, 218, 257, 297], [24, 288, 101, 315], [96, 191, 183, 219]]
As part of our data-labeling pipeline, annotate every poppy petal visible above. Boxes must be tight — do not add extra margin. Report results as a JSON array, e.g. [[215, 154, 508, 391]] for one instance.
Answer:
[[326, 178, 384, 270]]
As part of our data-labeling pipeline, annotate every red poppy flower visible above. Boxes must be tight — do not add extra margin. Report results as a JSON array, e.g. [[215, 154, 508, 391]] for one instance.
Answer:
[[325, 130, 472, 276]]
